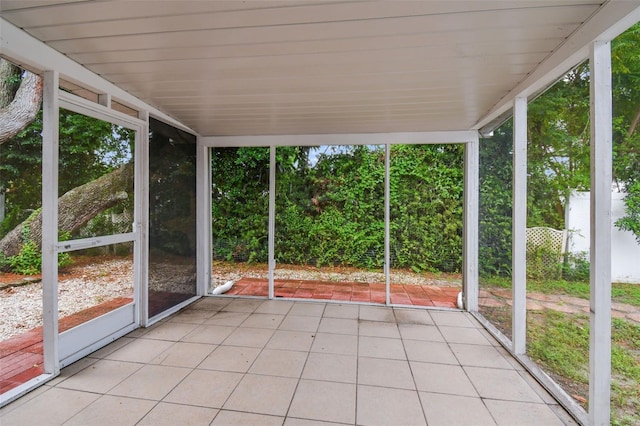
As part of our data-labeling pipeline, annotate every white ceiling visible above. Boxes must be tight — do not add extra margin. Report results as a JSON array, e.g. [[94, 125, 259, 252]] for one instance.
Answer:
[[1, 1, 638, 136]]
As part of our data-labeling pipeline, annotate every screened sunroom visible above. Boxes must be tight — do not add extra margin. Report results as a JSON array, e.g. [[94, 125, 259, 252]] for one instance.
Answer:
[[1, 1, 640, 425]]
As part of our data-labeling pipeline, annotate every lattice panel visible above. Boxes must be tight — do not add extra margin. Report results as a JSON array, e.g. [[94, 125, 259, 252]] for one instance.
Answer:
[[526, 227, 566, 254], [526, 227, 567, 279]]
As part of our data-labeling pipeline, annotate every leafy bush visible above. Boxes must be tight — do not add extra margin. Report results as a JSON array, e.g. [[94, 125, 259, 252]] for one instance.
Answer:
[[57, 231, 72, 269], [212, 145, 463, 272], [479, 125, 513, 277], [6, 211, 41, 274], [562, 252, 590, 281], [5, 218, 72, 275], [0, 251, 9, 271], [616, 181, 640, 244], [526, 244, 563, 280], [8, 240, 41, 275]]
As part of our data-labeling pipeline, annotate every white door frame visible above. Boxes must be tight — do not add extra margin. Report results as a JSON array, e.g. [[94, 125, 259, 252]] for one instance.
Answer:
[[47, 90, 145, 368]]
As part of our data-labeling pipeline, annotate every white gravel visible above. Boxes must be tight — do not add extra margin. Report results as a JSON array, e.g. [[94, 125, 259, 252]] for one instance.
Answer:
[[2, 260, 460, 340], [212, 264, 461, 289], [1, 259, 133, 340]]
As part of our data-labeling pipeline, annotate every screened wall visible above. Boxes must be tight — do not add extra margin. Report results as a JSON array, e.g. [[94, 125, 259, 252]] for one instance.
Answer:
[[148, 118, 198, 319], [208, 140, 471, 309]]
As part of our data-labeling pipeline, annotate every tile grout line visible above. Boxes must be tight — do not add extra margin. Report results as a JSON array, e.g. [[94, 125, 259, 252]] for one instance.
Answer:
[[430, 314, 476, 420], [176, 300, 243, 422], [281, 301, 322, 423], [215, 301, 277, 418], [198, 302, 259, 422], [354, 305, 361, 426], [152, 304, 228, 423], [395, 307, 429, 426]]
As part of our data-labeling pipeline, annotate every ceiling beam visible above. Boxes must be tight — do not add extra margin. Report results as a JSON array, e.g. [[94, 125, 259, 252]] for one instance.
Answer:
[[203, 130, 479, 147]]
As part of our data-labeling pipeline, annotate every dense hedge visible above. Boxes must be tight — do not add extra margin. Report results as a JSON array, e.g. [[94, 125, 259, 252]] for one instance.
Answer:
[[212, 144, 465, 273], [478, 125, 513, 277]]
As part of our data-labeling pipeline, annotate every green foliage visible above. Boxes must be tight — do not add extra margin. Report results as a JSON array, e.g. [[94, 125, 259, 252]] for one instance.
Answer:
[[615, 181, 640, 243], [4, 212, 72, 274], [612, 24, 640, 188], [78, 201, 133, 239], [148, 118, 197, 257], [526, 244, 563, 280], [479, 123, 513, 276], [3, 25, 640, 282], [8, 240, 41, 275], [561, 252, 590, 282], [527, 310, 590, 383], [57, 231, 72, 269], [527, 62, 592, 230], [211, 147, 272, 262], [526, 228, 565, 280], [0, 88, 132, 268], [527, 311, 640, 424], [610, 25, 640, 245], [276, 145, 387, 268], [6, 241, 71, 275], [1, 107, 135, 241], [390, 144, 463, 272], [476, 24, 640, 279], [0, 251, 9, 270], [523, 24, 640, 233], [8, 213, 43, 275], [0, 110, 43, 235], [212, 144, 463, 272]]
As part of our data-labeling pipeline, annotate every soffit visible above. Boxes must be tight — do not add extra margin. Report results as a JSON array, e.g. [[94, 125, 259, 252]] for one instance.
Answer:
[[0, 1, 614, 136]]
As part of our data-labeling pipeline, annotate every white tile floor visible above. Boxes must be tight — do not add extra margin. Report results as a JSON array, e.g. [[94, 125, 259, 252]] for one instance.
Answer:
[[0, 298, 578, 426]]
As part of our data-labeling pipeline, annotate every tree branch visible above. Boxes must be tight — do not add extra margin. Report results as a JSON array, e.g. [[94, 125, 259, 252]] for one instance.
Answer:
[[0, 163, 133, 258], [627, 105, 640, 138], [0, 70, 42, 145]]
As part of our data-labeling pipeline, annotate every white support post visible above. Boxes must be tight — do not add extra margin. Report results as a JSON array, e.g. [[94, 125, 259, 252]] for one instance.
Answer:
[[196, 139, 211, 296], [384, 143, 391, 305], [589, 40, 613, 426], [42, 70, 59, 374], [512, 96, 528, 355], [268, 145, 276, 299], [137, 110, 149, 326], [463, 136, 479, 311]]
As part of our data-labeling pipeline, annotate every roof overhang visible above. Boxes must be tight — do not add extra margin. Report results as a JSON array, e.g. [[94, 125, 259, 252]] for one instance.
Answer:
[[1, 1, 640, 138]]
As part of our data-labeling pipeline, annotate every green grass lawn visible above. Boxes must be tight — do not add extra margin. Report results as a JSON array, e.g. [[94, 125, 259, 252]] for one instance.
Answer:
[[527, 311, 640, 425]]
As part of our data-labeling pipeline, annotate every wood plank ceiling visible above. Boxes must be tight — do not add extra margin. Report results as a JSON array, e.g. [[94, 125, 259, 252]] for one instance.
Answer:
[[1, 1, 604, 136]]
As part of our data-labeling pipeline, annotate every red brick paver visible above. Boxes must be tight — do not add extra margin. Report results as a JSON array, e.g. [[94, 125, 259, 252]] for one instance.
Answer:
[[0, 297, 132, 395], [225, 277, 459, 308]]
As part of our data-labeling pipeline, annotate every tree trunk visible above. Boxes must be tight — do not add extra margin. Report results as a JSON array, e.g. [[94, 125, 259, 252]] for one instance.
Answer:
[[627, 105, 640, 138], [0, 60, 21, 108], [0, 62, 42, 145], [0, 163, 133, 258]]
